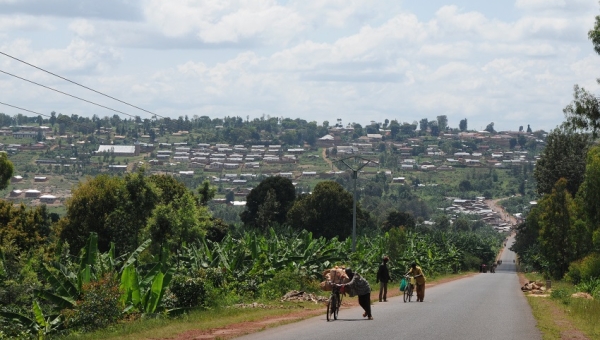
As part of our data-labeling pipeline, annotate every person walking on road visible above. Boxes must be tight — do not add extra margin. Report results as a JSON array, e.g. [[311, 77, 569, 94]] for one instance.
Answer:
[[406, 262, 426, 302], [376, 256, 391, 302], [337, 268, 373, 320]]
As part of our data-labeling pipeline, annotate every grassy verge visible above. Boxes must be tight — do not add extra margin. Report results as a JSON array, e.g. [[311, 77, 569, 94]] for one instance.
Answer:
[[59, 302, 324, 340], [523, 273, 600, 339], [59, 271, 475, 340]]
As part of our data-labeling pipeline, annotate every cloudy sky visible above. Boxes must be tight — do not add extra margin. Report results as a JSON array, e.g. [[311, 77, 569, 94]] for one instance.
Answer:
[[0, 0, 599, 132]]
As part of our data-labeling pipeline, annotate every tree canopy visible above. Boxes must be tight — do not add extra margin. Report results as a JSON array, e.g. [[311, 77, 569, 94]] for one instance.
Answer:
[[287, 181, 368, 239], [533, 127, 589, 196], [459, 118, 467, 131], [240, 176, 296, 230], [58, 170, 212, 255], [0, 152, 14, 191], [562, 85, 600, 139]]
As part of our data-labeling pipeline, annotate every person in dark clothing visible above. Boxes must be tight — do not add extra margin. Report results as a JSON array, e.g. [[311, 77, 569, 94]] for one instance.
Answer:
[[338, 268, 373, 320], [376, 256, 391, 302]]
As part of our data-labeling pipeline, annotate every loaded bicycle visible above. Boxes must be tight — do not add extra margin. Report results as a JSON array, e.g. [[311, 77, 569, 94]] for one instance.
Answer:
[[326, 283, 343, 321], [402, 275, 415, 303]]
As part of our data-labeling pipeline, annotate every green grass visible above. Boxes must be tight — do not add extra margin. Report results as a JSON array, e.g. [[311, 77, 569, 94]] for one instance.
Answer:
[[565, 298, 600, 338], [523, 273, 600, 339], [527, 297, 565, 340], [58, 302, 323, 340]]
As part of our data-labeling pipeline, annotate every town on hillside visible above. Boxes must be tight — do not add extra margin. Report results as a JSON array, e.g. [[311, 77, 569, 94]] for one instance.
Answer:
[[0, 115, 542, 229]]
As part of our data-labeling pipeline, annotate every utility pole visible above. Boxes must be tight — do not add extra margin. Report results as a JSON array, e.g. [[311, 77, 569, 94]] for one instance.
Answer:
[[336, 155, 376, 252]]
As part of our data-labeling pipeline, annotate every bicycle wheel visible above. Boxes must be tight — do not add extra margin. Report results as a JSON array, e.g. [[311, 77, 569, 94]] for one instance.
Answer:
[[334, 293, 341, 320], [409, 284, 414, 302], [403, 286, 409, 302], [327, 293, 337, 321]]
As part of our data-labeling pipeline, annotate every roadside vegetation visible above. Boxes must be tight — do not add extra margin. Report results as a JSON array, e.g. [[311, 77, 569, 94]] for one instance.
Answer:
[[508, 12, 600, 340], [0, 152, 505, 338]]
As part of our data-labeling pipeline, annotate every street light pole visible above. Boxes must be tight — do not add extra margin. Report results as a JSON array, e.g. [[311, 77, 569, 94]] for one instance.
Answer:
[[352, 169, 357, 251], [337, 155, 376, 252]]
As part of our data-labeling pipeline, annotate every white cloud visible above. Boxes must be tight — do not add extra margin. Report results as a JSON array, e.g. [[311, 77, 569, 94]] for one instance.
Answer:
[[1, 38, 120, 75], [142, 0, 306, 44], [418, 42, 473, 59], [0, 1, 598, 132], [0, 15, 53, 31], [0, 0, 142, 20], [515, 0, 594, 13], [69, 19, 95, 37]]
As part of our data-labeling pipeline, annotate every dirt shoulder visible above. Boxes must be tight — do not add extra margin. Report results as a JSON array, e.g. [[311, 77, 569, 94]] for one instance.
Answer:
[[161, 272, 478, 340]]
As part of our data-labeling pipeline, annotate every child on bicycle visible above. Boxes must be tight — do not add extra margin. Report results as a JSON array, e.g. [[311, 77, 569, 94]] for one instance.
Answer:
[[406, 262, 426, 302], [336, 268, 373, 320]]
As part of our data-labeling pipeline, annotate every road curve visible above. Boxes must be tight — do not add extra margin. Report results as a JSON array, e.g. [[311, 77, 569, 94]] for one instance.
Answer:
[[236, 236, 540, 340]]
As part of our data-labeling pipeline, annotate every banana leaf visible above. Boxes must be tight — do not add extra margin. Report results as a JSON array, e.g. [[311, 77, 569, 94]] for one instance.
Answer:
[[122, 238, 152, 271], [35, 290, 76, 310], [40, 265, 78, 300], [120, 264, 141, 307], [32, 300, 47, 329], [144, 271, 164, 314]]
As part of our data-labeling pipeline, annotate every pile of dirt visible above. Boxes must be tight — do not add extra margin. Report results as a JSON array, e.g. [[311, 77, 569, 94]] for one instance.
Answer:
[[280, 290, 329, 303], [571, 292, 594, 300]]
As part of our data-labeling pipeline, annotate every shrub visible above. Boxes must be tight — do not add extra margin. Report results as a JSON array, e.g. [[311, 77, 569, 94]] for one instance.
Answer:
[[550, 288, 571, 300], [566, 253, 600, 284], [259, 269, 315, 300], [460, 252, 481, 271], [168, 275, 207, 308], [576, 277, 600, 298], [64, 274, 122, 332]]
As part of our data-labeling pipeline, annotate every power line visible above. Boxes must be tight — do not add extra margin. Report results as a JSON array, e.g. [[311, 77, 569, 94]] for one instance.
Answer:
[[0, 100, 97, 133], [0, 50, 166, 120], [0, 101, 50, 118], [0, 69, 140, 120]]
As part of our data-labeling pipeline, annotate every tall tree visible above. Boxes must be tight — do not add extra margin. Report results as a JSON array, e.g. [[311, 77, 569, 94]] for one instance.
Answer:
[[437, 115, 448, 132], [58, 175, 127, 254], [59, 170, 160, 255], [428, 120, 439, 136], [0, 202, 52, 252], [382, 211, 416, 232], [510, 207, 542, 268], [419, 118, 428, 132], [148, 174, 189, 205], [240, 176, 296, 229], [197, 180, 216, 206], [459, 118, 467, 131], [538, 178, 582, 278], [484, 122, 495, 133], [533, 127, 589, 196], [562, 85, 600, 139], [389, 120, 401, 139], [0, 152, 14, 190], [287, 181, 368, 239], [517, 135, 527, 148], [255, 189, 280, 231], [576, 145, 600, 252]]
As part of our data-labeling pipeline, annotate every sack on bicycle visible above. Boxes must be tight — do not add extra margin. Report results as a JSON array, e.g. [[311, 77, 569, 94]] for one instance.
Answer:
[[400, 277, 407, 291]]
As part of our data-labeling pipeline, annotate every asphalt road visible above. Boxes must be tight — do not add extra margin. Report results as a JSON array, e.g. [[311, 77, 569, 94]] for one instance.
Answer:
[[237, 235, 541, 340]]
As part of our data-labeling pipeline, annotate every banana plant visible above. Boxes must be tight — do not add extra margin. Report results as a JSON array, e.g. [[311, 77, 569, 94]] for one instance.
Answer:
[[36, 233, 108, 309], [0, 301, 61, 339], [120, 246, 174, 314]]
